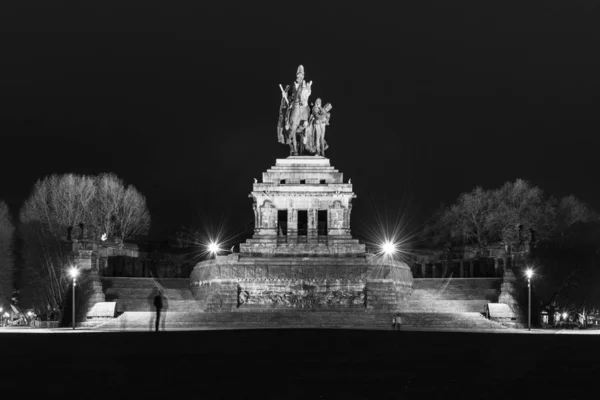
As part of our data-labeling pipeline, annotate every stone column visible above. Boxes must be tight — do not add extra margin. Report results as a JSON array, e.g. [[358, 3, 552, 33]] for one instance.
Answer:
[[343, 204, 352, 234], [307, 208, 318, 244], [287, 208, 298, 245]]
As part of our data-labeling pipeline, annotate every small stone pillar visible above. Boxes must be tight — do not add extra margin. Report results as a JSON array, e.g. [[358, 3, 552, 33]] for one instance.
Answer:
[[287, 208, 298, 245], [307, 208, 318, 244], [72, 241, 105, 317]]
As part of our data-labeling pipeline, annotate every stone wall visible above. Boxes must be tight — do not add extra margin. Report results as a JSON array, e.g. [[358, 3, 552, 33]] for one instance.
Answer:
[[190, 254, 413, 312]]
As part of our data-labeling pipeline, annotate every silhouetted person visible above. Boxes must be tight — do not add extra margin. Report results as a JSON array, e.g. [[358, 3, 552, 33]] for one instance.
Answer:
[[66, 226, 73, 241], [153, 291, 163, 332]]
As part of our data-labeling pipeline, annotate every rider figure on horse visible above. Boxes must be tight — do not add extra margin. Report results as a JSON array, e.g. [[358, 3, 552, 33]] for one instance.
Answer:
[[279, 65, 312, 156]]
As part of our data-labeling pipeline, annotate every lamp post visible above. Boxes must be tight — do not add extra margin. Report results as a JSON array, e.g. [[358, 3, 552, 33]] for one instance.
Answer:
[[0, 307, 3, 326], [526, 269, 533, 331], [69, 267, 79, 330]]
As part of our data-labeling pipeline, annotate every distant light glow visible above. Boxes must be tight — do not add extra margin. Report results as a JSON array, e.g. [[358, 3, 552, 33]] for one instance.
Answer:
[[525, 269, 533, 279], [208, 242, 221, 255], [382, 241, 397, 256], [101, 233, 107, 241], [562, 312, 568, 319], [69, 267, 79, 279], [3, 313, 8, 318]]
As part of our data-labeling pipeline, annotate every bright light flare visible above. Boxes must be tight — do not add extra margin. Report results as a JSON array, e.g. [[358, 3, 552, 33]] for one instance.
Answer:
[[69, 267, 79, 279], [562, 312, 568, 319], [525, 269, 533, 279], [3, 313, 8, 318], [208, 241, 221, 255], [381, 241, 397, 256]]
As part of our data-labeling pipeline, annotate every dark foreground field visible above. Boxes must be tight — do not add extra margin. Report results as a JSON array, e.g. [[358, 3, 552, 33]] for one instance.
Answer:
[[1, 329, 597, 399]]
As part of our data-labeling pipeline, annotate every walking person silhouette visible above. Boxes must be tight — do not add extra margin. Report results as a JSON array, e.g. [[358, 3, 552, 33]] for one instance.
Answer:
[[153, 290, 163, 332]]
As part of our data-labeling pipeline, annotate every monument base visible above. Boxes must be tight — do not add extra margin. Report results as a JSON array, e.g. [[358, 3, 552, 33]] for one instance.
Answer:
[[190, 254, 413, 313]]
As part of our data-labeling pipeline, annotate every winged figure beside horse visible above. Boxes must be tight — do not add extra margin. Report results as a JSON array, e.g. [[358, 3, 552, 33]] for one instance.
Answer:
[[277, 65, 332, 156]]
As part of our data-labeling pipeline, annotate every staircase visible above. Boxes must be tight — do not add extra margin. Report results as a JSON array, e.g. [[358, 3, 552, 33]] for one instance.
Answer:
[[408, 278, 502, 313], [398, 312, 507, 330], [97, 311, 392, 331], [93, 276, 511, 331], [101, 277, 201, 312]]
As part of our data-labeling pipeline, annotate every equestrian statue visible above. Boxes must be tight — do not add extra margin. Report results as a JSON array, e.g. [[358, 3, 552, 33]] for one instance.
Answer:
[[277, 65, 331, 156]]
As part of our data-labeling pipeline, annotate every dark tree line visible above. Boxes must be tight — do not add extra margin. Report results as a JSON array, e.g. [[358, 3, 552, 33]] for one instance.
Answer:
[[421, 179, 600, 323]]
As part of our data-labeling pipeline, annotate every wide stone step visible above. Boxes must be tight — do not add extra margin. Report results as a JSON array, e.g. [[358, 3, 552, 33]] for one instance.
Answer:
[[409, 289, 500, 301], [407, 300, 490, 313], [398, 312, 507, 329], [98, 311, 392, 330], [102, 278, 190, 289], [412, 278, 502, 290], [105, 288, 194, 301], [114, 300, 204, 312], [96, 310, 507, 331]]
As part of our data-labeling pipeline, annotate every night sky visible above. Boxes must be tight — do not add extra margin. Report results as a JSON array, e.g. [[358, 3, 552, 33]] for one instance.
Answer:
[[1, 1, 599, 243]]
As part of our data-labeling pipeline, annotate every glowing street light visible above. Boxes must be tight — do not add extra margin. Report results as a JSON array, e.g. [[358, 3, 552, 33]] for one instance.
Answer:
[[525, 268, 534, 331], [0, 307, 3, 326], [69, 267, 79, 330], [562, 312, 568, 320]]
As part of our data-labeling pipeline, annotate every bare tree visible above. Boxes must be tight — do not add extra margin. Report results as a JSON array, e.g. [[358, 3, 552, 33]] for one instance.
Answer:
[[0, 201, 15, 307], [490, 179, 550, 245], [423, 179, 596, 249], [19, 173, 151, 319], [94, 173, 150, 241]]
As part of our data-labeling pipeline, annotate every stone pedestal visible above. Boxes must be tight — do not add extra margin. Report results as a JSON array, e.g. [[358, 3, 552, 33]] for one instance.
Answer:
[[197, 157, 414, 314], [72, 242, 106, 315], [240, 157, 365, 256], [497, 268, 527, 328], [191, 254, 413, 312]]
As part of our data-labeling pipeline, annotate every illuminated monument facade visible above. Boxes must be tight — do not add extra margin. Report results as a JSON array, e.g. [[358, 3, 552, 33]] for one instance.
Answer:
[[190, 65, 412, 312], [190, 156, 413, 312]]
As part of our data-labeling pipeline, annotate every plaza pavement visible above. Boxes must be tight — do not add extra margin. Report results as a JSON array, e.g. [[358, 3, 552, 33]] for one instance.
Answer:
[[1, 325, 598, 334]]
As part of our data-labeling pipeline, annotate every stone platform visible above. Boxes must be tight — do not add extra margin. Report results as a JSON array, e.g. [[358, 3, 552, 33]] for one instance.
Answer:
[[190, 253, 413, 313], [188, 156, 415, 313]]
